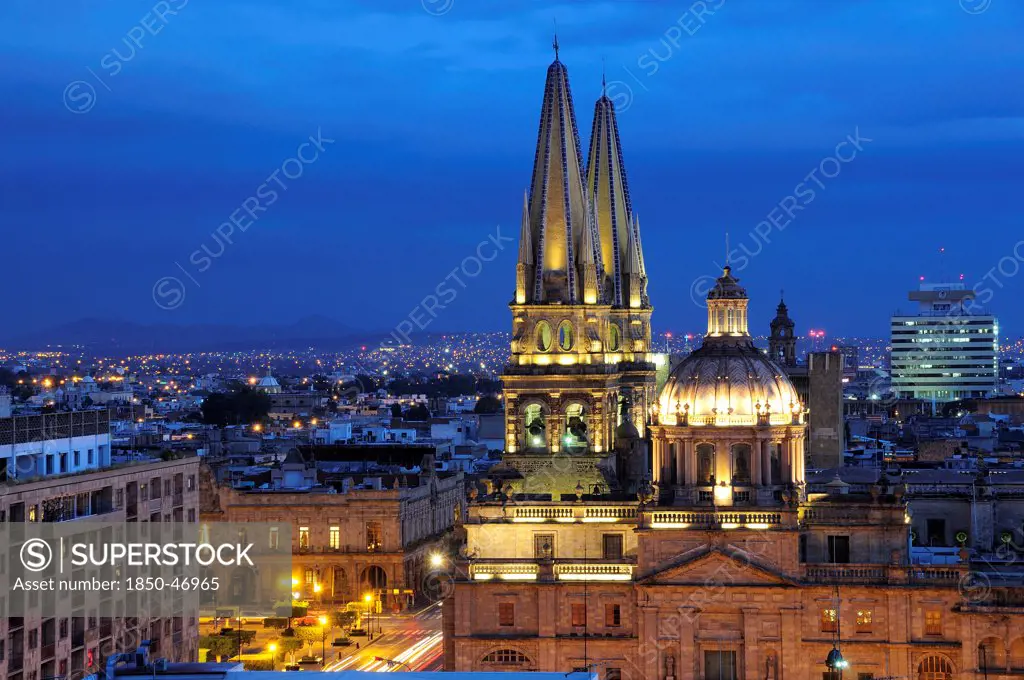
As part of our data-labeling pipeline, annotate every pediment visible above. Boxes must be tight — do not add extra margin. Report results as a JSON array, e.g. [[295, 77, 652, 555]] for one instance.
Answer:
[[641, 545, 795, 587]]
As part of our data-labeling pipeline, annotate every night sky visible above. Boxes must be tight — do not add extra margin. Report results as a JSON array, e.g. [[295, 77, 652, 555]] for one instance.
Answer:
[[3, 0, 1022, 339]]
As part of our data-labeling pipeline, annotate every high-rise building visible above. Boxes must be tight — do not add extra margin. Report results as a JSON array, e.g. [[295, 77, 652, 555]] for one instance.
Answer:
[[501, 41, 656, 497], [890, 281, 998, 402]]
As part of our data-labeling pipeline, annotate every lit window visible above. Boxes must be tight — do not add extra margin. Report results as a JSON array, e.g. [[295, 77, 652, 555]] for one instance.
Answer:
[[269, 527, 279, 550], [299, 526, 309, 549], [820, 608, 838, 633], [856, 609, 873, 633], [925, 610, 942, 636], [329, 526, 340, 550]]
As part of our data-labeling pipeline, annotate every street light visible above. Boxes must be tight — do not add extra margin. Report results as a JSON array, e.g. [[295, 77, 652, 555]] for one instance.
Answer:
[[429, 553, 444, 569], [364, 593, 374, 639], [268, 643, 277, 672]]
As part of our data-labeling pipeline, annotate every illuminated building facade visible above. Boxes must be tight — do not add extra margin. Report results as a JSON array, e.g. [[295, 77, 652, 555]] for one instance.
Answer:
[[502, 41, 657, 497], [445, 51, 1024, 680], [891, 282, 999, 402]]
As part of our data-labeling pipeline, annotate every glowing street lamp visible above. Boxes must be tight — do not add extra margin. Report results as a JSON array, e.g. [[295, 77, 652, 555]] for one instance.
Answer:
[[429, 553, 445, 568], [268, 643, 278, 671], [317, 616, 327, 664]]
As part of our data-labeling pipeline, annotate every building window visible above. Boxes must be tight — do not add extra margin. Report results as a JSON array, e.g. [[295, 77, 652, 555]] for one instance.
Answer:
[[29, 505, 37, 521], [820, 607, 838, 633], [858, 674, 875, 680], [304, 568, 316, 585], [366, 522, 382, 551], [925, 610, 942, 636], [88, 449, 94, 464], [150, 478, 161, 498], [498, 602, 515, 627], [605, 604, 621, 627], [534, 534, 555, 559], [329, 526, 340, 550], [269, 527, 279, 550], [705, 650, 737, 680], [856, 609, 873, 633], [799, 535, 808, 563], [918, 656, 953, 680], [299, 527, 310, 549], [187, 475, 195, 491], [603, 534, 624, 560], [571, 603, 586, 627], [827, 535, 851, 564], [73, 451, 80, 467], [482, 649, 528, 666]]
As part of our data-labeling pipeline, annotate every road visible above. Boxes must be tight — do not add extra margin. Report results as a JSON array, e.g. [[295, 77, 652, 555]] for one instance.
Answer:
[[323, 602, 444, 672]]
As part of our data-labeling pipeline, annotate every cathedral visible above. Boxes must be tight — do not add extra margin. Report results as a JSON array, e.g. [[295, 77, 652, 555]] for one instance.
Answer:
[[443, 45, 1019, 680]]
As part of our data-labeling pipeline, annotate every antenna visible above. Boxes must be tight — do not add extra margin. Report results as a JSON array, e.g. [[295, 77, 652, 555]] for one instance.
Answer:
[[725, 231, 730, 267], [552, 19, 559, 60]]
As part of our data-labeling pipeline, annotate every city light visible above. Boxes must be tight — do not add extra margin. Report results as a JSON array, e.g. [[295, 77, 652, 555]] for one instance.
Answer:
[[429, 553, 444, 568], [318, 616, 327, 626]]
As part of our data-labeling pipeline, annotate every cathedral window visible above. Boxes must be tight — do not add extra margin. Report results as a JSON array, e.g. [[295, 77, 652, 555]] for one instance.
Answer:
[[604, 604, 621, 627], [524, 404, 547, 450], [697, 443, 716, 485], [533, 534, 555, 559], [536, 321, 553, 352], [558, 320, 575, 351], [731, 444, 751, 484], [571, 603, 586, 627], [482, 649, 529, 666], [563, 403, 588, 452], [917, 656, 952, 680], [498, 602, 515, 627], [924, 610, 942, 636], [602, 534, 623, 560], [856, 609, 873, 633], [608, 323, 620, 351]]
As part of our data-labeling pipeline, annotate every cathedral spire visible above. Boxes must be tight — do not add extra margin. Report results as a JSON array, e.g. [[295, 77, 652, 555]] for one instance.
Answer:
[[522, 47, 594, 304], [586, 85, 640, 308], [515, 190, 532, 304]]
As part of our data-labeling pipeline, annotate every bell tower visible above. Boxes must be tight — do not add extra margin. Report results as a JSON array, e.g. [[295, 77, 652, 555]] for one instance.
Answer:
[[501, 44, 656, 498], [769, 294, 797, 367]]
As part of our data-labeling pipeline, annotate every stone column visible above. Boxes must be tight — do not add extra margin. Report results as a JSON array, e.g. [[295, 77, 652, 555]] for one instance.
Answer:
[[640, 604, 660, 680], [684, 439, 696, 486], [761, 439, 771, 486], [653, 438, 664, 486], [751, 437, 762, 488], [742, 607, 759, 680], [674, 439, 685, 489], [781, 437, 792, 485], [679, 606, 698, 680]]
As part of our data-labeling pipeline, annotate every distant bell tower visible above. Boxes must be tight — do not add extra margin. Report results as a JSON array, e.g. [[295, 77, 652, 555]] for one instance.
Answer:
[[769, 294, 797, 367], [501, 41, 656, 498]]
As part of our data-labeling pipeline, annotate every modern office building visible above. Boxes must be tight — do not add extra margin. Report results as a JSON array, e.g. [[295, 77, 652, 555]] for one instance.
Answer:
[[891, 282, 998, 402]]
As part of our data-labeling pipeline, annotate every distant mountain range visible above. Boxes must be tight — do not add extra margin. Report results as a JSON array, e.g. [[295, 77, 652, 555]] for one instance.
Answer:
[[0, 315, 385, 353]]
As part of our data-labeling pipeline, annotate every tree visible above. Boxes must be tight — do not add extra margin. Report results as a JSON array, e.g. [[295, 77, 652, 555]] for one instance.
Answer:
[[474, 395, 501, 414], [332, 610, 357, 631], [199, 635, 238, 662], [201, 388, 271, 427], [294, 625, 325, 656], [390, 403, 403, 418], [276, 637, 304, 663], [404, 403, 430, 421]]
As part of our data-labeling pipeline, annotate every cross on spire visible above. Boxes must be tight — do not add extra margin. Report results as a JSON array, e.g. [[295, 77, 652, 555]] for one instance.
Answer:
[[552, 20, 559, 60]]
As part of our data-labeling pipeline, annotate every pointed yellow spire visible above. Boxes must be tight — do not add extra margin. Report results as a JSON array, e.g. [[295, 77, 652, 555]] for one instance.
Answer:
[[525, 43, 589, 304]]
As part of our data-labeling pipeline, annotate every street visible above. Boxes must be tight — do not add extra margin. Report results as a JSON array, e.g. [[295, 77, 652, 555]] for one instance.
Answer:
[[324, 602, 444, 672]]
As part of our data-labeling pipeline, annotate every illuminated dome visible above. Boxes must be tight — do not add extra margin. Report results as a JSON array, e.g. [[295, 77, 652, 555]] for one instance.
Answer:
[[657, 266, 802, 427]]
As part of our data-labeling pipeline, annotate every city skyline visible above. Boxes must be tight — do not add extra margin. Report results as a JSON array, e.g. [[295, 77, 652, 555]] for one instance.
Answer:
[[4, 1, 1024, 338]]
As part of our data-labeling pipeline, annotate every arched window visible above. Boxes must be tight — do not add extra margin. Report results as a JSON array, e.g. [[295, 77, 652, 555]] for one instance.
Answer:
[[918, 656, 953, 680], [558, 320, 574, 351], [697, 443, 715, 484], [732, 444, 751, 484], [726, 308, 735, 333], [979, 637, 1006, 670], [536, 321, 552, 352], [563, 403, 588, 452], [770, 443, 782, 484], [482, 649, 531, 666], [608, 323, 621, 351], [1009, 637, 1024, 670], [524, 403, 547, 450]]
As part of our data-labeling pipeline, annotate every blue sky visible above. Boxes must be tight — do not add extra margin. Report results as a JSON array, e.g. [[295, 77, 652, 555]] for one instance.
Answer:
[[2, 0, 1023, 339]]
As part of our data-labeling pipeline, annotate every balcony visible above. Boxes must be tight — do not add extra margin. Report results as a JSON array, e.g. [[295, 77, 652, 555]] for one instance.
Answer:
[[469, 560, 636, 583], [804, 564, 888, 584], [648, 510, 786, 529]]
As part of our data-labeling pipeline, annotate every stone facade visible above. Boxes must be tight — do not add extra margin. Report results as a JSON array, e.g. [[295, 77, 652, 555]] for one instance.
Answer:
[[201, 468, 465, 611], [0, 456, 201, 680]]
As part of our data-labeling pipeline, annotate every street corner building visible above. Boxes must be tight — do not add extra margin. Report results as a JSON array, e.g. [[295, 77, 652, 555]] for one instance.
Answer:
[[443, 47, 1024, 680]]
